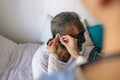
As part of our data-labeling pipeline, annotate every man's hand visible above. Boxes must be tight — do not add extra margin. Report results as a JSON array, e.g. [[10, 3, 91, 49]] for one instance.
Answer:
[[60, 35, 80, 59], [47, 34, 59, 54], [47, 34, 70, 62]]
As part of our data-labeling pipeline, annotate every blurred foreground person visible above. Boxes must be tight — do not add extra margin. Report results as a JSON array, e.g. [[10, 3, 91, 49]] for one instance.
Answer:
[[41, 0, 120, 80]]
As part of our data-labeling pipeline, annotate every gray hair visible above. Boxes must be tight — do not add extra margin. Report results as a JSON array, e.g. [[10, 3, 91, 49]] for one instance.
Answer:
[[51, 12, 84, 38]]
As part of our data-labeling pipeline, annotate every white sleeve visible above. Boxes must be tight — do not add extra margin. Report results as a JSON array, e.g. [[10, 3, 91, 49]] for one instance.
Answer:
[[48, 53, 59, 75], [32, 48, 48, 80], [76, 56, 87, 65]]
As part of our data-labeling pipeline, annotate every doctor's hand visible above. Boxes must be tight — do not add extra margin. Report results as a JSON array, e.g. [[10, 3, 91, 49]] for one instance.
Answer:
[[60, 35, 80, 59]]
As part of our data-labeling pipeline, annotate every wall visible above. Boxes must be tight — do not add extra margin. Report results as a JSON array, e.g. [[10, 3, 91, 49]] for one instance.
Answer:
[[0, 0, 46, 43], [45, 0, 99, 25], [0, 0, 99, 43]]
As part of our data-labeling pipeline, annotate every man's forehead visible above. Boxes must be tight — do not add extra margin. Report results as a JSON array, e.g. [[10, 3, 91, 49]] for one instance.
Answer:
[[78, 23, 85, 31], [70, 21, 84, 29]]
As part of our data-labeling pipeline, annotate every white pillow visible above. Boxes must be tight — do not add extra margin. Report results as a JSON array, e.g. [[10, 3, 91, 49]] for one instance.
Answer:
[[40, 14, 53, 43], [0, 35, 17, 71], [40, 14, 93, 47]]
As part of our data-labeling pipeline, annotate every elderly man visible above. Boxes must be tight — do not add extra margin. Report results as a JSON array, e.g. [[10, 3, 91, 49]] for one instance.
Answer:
[[32, 12, 88, 80]]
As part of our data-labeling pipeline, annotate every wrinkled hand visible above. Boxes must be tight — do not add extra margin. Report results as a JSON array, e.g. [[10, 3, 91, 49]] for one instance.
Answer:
[[60, 35, 80, 59], [47, 35, 59, 54]]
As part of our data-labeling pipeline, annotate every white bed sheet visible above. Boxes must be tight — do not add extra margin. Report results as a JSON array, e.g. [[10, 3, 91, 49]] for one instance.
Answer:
[[0, 43, 40, 80], [0, 35, 94, 80]]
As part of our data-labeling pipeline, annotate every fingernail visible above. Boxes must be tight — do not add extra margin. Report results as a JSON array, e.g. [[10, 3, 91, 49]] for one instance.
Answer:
[[56, 33, 60, 38], [55, 33, 58, 38], [56, 33, 59, 37]]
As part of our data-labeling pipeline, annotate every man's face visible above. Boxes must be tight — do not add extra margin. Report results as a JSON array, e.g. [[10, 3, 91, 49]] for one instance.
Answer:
[[71, 31, 85, 51], [68, 22, 86, 51]]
